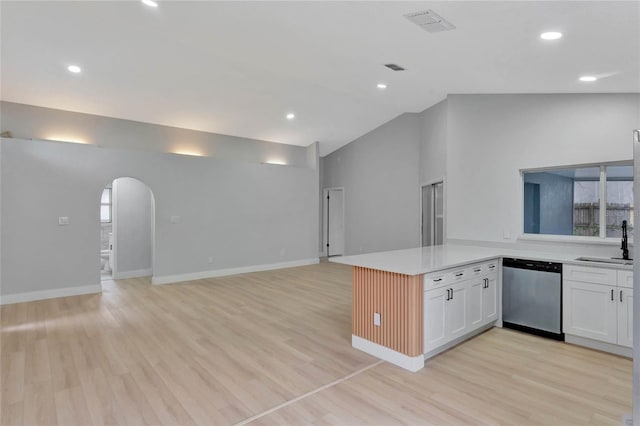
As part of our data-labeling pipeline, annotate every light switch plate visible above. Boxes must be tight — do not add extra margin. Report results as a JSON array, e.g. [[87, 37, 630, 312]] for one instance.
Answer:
[[373, 312, 381, 326], [503, 227, 511, 239], [58, 216, 69, 225], [170, 215, 180, 224]]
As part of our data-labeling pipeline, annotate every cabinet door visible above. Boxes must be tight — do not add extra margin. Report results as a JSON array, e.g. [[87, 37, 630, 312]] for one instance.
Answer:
[[424, 287, 448, 353], [563, 280, 617, 344], [447, 282, 468, 340], [617, 288, 633, 348], [482, 274, 498, 325], [468, 279, 484, 328]]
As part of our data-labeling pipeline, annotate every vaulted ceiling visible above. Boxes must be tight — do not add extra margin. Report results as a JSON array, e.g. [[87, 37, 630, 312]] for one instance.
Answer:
[[2, 1, 639, 155]]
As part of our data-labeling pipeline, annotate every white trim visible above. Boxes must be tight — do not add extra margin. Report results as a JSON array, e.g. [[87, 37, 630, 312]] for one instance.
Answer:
[[599, 166, 607, 239], [113, 268, 152, 279], [565, 334, 632, 358], [323, 187, 345, 257], [0, 284, 102, 305], [151, 258, 319, 285], [423, 323, 495, 360], [420, 178, 446, 247], [352, 335, 424, 372], [518, 233, 625, 246], [111, 179, 119, 278], [520, 161, 634, 243]]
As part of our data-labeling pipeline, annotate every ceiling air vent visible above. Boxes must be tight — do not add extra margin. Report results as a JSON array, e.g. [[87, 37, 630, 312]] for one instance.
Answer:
[[404, 9, 455, 33], [384, 63, 405, 71]]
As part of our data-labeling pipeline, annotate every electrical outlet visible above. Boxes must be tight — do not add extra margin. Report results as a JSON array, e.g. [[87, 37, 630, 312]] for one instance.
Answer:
[[58, 216, 69, 225], [207, 257, 214, 264], [373, 312, 381, 326]]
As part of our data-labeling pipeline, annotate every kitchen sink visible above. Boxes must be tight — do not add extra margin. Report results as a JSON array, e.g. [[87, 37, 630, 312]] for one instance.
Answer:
[[574, 256, 633, 265]]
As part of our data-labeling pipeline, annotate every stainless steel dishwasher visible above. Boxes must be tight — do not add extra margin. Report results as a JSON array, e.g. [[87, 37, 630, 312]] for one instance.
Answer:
[[502, 258, 564, 340]]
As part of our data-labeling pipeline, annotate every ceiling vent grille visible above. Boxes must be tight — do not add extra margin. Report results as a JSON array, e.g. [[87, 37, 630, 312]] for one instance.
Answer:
[[404, 9, 456, 33], [384, 63, 405, 71]]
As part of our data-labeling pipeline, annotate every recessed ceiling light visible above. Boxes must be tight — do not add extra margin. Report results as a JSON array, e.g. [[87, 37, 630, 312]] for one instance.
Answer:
[[540, 31, 563, 40], [67, 65, 81, 73], [141, 0, 158, 7], [377, 83, 387, 89], [579, 75, 598, 82], [286, 113, 295, 120]]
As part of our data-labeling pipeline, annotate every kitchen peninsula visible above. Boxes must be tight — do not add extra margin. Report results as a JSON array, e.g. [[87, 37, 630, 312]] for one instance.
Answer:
[[331, 245, 633, 371]]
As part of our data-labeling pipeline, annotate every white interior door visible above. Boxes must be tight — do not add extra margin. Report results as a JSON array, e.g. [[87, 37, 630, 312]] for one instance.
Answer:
[[327, 189, 344, 256]]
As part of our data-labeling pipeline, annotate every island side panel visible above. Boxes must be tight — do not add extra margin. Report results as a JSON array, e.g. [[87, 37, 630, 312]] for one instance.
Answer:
[[352, 266, 424, 357]]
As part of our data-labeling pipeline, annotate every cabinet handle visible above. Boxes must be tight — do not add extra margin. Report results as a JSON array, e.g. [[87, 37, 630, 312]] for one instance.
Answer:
[[620, 290, 623, 302], [445, 288, 450, 301], [433, 278, 443, 282], [484, 278, 489, 288], [488, 265, 496, 269], [474, 268, 481, 273], [611, 289, 614, 301], [450, 288, 454, 300], [455, 272, 464, 277]]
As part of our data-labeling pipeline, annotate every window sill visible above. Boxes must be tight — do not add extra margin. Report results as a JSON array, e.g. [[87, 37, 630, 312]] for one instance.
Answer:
[[518, 233, 632, 246]]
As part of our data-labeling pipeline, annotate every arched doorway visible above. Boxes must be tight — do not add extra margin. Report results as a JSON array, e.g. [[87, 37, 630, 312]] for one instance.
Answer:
[[99, 177, 155, 281]]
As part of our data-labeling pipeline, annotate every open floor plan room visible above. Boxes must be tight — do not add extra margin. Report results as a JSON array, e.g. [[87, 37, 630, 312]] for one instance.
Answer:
[[0, 263, 632, 425]]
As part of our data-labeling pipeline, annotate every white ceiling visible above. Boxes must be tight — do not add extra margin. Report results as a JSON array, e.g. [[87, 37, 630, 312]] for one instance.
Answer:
[[2, 1, 639, 156]]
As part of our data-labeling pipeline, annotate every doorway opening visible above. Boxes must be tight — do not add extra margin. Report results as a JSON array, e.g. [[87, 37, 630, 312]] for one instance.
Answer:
[[99, 177, 155, 281], [323, 188, 344, 257], [421, 181, 444, 247]]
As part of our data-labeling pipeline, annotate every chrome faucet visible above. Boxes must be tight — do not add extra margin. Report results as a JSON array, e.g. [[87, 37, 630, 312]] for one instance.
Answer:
[[621, 220, 630, 260]]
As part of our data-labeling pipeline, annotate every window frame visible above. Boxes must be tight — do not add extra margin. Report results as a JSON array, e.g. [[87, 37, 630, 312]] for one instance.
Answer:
[[101, 188, 112, 224], [520, 160, 633, 244]]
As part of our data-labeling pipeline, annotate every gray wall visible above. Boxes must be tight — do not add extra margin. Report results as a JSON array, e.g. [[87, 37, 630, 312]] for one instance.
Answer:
[[322, 113, 421, 255], [113, 177, 153, 275], [1, 138, 318, 297], [446, 93, 640, 245], [419, 98, 448, 185], [322, 93, 639, 257], [0, 101, 308, 167]]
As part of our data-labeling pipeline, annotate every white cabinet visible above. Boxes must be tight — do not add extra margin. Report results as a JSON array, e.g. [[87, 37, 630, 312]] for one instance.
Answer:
[[424, 260, 499, 354], [424, 283, 468, 353], [563, 280, 618, 344], [424, 287, 448, 351], [563, 264, 633, 349], [468, 279, 484, 328], [447, 282, 468, 340], [617, 288, 634, 348], [482, 275, 498, 324]]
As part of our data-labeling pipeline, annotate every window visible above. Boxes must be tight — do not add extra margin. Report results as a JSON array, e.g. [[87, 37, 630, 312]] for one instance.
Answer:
[[101, 188, 112, 223], [523, 163, 633, 240]]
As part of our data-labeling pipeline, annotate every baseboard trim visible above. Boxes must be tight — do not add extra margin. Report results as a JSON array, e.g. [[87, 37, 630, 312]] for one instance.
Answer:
[[0, 284, 102, 305], [424, 323, 495, 361], [352, 335, 424, 372], [113, 268, 152, 280], [565, 334, 633, 358], [151, 258, 320, 285]]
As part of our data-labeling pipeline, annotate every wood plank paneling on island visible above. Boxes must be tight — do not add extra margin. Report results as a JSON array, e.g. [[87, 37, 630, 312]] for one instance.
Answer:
[[352, 266, 423, 356]]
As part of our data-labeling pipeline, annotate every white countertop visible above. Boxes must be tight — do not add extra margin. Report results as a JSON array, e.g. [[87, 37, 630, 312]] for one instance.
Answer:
[[329, 244, 633, 275]]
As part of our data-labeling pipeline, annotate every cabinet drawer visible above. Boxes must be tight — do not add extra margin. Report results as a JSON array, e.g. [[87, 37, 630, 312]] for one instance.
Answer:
[[424, 272, 448, 289], [424, 268, 469, 289], [563, 264, 617, 286], [424, 259, 499, 290], [485, 262, 498, 275], [617, 270, 633, 289]]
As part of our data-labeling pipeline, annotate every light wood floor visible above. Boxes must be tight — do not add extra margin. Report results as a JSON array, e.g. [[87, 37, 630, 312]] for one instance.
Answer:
[[1, 262, 632, 425]]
